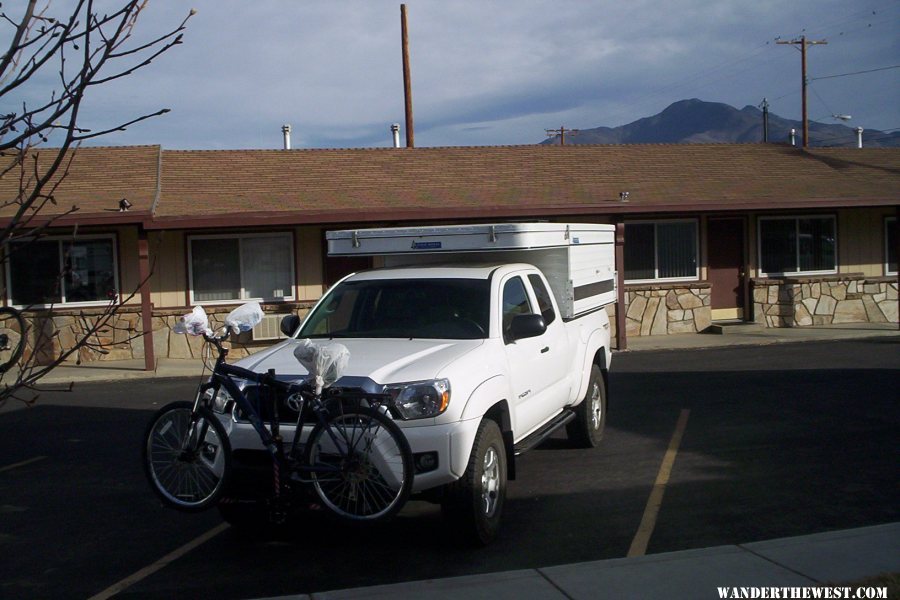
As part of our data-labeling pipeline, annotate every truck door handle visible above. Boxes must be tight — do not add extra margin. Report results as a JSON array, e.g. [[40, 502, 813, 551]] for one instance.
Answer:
[[541, 346, 549, 353]]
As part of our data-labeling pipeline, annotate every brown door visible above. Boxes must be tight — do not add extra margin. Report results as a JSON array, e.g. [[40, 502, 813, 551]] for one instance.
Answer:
[[707, 218, 746, 320]]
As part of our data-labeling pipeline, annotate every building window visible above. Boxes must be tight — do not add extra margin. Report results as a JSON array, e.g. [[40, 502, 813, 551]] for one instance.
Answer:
[[6, 236, 118, 307], [624, 220, 698, 282], [188, 233, 295, 303], [758, 216, 836, 276], [887, 217, 897, 275]]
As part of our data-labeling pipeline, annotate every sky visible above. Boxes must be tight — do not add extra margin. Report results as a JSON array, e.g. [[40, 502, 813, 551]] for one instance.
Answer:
[[5, 0, 900, 149]]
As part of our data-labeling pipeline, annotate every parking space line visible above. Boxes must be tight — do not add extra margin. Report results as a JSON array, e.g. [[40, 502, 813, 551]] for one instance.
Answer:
[[627, 408, 690, 558], [0, 455, 47, 473], [87, 522, 230, 600]]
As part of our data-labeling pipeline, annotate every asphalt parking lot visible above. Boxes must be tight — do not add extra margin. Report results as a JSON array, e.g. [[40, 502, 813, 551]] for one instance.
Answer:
[[0, 337, 897, 599]]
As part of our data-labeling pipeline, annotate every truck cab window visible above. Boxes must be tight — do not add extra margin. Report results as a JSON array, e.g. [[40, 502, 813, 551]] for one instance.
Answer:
[[502, 277, 533, 338], [527, 274, 557, 326]]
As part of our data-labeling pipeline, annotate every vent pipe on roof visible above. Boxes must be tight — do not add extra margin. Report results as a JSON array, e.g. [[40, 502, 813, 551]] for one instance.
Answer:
[[391, 123, 401, 148], [282, 124, 292, 150], [856, 127, 864, 149], [789, 128, 797, 147]]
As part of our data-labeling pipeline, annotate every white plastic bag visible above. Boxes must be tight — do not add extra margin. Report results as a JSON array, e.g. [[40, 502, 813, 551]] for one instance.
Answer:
[[173, 305, 212, 337], [224, 301, 264, 334], [293, 338, 350, 394]]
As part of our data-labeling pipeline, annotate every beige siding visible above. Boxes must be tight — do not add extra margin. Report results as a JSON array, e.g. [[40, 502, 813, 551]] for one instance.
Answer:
[[296, 226, 324, 301], [838, 208, 893, 277], [150, 231, 187, 308], [748, 215, 759, 277], [117, 226, 141, 305], [699, 216, 708, 281]]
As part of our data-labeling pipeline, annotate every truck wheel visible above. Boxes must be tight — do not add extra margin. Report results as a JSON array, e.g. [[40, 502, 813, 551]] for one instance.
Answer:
[[567, 364, 607, 448], [441, 419, 506, 546]]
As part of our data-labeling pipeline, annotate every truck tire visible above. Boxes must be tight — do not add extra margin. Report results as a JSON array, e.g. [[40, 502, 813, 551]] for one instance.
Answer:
[[441, 419, 506, 546], [567, 364, 607, 448]]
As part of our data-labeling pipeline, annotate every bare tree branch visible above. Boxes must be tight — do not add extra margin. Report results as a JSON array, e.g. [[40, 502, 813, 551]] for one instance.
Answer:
[[0, 1, 193, 405]]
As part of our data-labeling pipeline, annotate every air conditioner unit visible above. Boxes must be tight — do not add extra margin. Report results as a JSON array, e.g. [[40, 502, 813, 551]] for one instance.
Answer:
[[251, 314, 287, 341]]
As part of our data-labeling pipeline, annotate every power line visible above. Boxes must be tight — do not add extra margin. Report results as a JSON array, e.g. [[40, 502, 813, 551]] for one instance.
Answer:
[[812, 64, 900, 81]]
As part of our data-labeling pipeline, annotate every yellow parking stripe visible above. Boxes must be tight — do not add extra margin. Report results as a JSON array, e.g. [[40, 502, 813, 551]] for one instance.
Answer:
[[0, 455, 47, 473], [87, 523, 230, 600], [627, 408, 690, 557]]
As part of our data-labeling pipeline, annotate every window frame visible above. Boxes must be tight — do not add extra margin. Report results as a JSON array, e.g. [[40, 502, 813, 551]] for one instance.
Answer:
[[886, 217, 897, 276], [187, 232, 296, 305], [623, 218, 700, 284], [5, 233, 120, 309], [757, 215, 838, 277]]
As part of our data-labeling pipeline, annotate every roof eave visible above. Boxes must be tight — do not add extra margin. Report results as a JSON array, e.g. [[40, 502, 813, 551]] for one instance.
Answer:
[[143, 196, 899, 230]]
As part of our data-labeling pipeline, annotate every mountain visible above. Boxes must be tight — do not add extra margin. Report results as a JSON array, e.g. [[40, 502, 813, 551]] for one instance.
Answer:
[[541, 99, 900, 147]]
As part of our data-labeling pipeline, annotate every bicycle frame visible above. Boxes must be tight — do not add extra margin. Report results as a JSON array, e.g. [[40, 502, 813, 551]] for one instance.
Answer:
[[193, 335, 385, 497], [142, 321, 413, 521]]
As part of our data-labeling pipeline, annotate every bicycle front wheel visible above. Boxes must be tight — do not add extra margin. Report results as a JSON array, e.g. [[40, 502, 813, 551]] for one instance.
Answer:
[[142, 401, 231, 512], [0, 306, 26, 374], [305, 406, 413, 521]]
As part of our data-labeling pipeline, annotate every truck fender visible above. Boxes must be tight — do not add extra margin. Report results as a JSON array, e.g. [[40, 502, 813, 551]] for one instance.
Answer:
[[456, 374, 517, 480], [573, 329, 610, 403]]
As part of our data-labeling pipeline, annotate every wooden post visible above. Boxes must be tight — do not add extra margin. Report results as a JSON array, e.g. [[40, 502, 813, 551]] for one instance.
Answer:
[[615, 221, 627, 350], [401, 4, 414, 148], [138, 231, 155, 371]]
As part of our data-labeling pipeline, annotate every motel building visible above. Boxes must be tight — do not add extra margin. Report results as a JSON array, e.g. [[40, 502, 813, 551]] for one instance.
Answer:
[[1, 143, 897, 369]]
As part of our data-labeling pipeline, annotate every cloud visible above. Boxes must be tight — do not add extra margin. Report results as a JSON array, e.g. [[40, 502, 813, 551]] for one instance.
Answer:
[[14, 0, 896, 149]]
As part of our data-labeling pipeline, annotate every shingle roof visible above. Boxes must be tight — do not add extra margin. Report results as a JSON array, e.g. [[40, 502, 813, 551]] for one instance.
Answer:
[[2, 143, 897, 228], [0, 145, 160, 222], [154, 144, 899, 226]]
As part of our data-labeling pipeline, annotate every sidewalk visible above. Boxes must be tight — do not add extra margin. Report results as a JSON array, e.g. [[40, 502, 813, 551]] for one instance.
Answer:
[[25, 322, 900, 385], [274, 522, 899, 599]]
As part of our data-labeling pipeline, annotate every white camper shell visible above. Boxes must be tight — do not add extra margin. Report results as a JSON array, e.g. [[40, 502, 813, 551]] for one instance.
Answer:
[[326, 223, 616, 320]]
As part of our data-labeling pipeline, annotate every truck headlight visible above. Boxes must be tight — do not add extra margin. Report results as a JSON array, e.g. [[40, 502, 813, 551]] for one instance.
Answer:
[[203, 386, 234, 414], [386, 379, 451, 420]]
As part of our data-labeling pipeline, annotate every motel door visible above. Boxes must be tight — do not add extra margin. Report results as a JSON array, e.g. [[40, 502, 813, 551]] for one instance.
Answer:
[[707, 217, 746, 320]]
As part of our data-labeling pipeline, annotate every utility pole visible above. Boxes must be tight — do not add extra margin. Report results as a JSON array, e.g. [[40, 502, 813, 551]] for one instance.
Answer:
[[545, 126, 578, 146], [759, 98, 769, 142], [401, 4, 414, 148], [777, 36, 827, 148]]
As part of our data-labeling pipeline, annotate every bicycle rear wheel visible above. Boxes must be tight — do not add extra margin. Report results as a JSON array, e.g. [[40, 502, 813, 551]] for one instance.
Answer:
[[0, 306, 26, 374], [305, 406, 413, 521], [143, 401, 231, 512]]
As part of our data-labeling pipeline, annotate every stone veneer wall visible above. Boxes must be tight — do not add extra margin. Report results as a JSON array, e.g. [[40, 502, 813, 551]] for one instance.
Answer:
[[624, 283, 712, 336], [16, 303, 315, 365], [751, 275, 898, 327]]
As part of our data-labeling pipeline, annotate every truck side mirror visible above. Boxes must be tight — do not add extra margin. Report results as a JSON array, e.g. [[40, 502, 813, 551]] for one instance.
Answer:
[[508, 314, 546, 342], [280, 314, 301, 337]]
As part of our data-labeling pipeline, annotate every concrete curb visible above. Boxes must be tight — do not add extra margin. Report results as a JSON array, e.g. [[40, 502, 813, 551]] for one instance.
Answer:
[[253, 523, 899, 600]]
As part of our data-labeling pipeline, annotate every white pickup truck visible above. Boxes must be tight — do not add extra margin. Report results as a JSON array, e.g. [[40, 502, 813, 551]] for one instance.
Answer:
[[220, 223, 616, 544]]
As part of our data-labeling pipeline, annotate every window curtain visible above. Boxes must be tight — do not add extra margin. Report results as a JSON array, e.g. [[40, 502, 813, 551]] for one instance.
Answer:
[[657, 222, 697, 279], [192, 238, 241, 301], [241, 236, 292, 299], [624, 223, 655, 280]]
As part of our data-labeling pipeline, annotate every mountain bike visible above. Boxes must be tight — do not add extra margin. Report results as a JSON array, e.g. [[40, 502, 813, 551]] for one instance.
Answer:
[[142, 305, 414, 522], [0, 306, 26, 374]]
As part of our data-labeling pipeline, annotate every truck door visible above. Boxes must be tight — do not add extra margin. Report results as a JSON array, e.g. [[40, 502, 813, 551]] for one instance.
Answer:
[[501, 274, 569, 438], [525, 272, 571, 408]]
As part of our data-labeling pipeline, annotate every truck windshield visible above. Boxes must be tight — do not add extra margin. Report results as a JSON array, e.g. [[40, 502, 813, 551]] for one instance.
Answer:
[[299, 278, 490, 340]]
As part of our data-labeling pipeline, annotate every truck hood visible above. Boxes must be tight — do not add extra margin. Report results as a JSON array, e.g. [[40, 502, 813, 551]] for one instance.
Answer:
[[234, 338, 484, 385]]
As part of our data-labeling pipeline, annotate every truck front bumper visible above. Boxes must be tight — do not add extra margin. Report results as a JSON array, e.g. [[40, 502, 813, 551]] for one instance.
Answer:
[[218, 415, 483, 494]]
